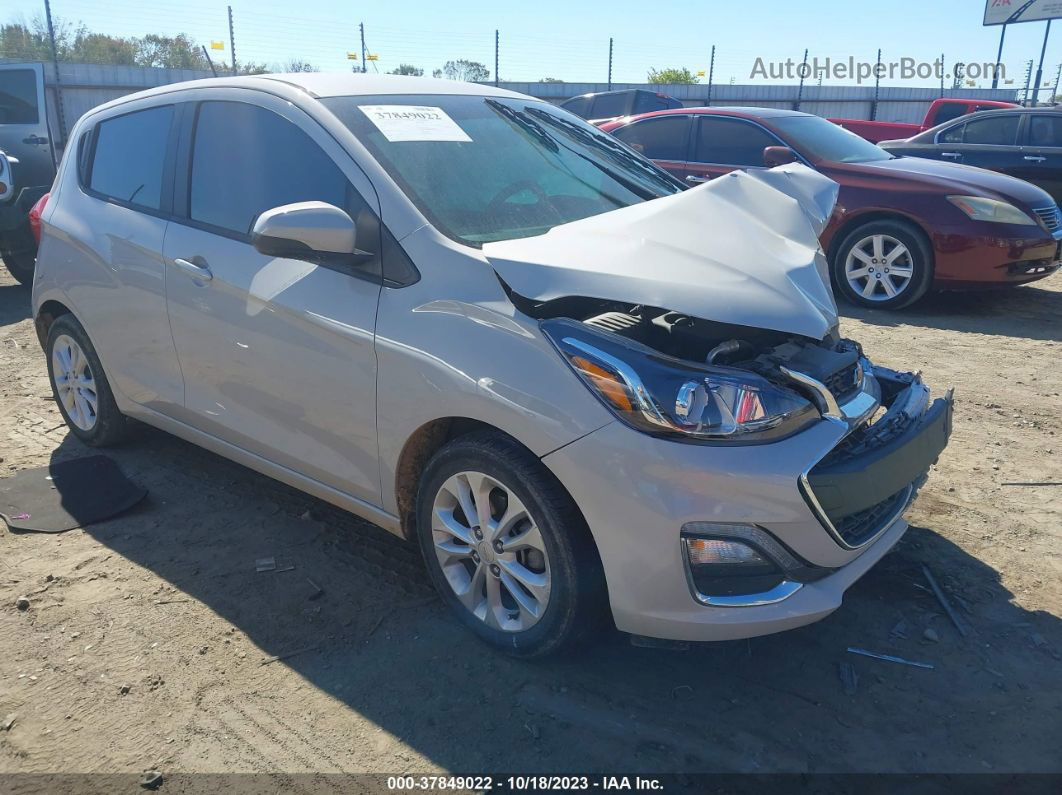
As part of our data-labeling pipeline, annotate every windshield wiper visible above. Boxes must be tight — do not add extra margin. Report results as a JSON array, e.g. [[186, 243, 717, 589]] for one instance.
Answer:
[[485, 99, 558, 153]]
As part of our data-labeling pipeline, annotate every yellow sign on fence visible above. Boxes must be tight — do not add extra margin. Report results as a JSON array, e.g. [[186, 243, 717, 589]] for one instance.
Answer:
[[366, 54, 379, 61], [210, 40, 225, 50], [347, 52, 358, 60]]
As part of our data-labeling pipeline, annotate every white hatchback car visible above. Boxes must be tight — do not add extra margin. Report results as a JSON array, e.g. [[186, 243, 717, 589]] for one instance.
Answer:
[[32, 74, 952, 656]]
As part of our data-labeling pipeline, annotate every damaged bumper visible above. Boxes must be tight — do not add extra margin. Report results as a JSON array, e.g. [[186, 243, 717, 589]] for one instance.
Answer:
[[541, 364, 952, 642]]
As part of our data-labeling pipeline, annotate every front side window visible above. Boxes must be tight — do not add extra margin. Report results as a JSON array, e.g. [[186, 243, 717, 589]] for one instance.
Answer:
[[323, 94, 681, 246], [693, 117, 778, 166], [939, 122, 965, 144], [189, 101, 351, 235], [961, 115, 1019, 145], [0, 68, 39, 124], [89, 105, 174, 210], [613, 116, 690, 161]]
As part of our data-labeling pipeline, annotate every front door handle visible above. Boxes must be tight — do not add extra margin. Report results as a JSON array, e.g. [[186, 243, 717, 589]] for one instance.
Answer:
[[173, 257, 213, 282], [685, 174, 712, 184], [941, 152, 962, 159], [1024, 155, 1047, 162], [22, 134, 48, 145]]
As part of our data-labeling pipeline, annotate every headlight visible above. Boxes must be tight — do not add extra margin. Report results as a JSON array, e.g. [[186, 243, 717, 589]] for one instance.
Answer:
[[946, 195, 1037, 225], [542, 318, 817, 442]]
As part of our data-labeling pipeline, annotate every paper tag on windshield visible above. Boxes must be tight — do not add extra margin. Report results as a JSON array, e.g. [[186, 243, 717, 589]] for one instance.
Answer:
[[359, 105, 471, 143]]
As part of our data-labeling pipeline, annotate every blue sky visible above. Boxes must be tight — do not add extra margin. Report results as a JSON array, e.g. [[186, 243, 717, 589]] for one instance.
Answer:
[[7, 0, 1062, 93]]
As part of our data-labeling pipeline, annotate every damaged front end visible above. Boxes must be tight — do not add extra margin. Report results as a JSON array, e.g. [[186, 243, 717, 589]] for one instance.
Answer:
[[486, 164, 952, 561]]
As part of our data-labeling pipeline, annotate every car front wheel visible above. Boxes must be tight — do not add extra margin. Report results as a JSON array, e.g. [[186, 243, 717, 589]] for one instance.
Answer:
[[415, 431, 606, 657], [832, 219, 933, 309]]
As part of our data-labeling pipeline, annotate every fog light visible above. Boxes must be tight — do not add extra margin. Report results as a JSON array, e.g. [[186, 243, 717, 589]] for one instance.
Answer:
[[682, 535, 785, 600], [686, 538, 768, 566]]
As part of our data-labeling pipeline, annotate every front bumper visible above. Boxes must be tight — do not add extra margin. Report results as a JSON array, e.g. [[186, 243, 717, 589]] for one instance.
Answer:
[[932, 222, 1062, 287], [541, 365, 951, 642]]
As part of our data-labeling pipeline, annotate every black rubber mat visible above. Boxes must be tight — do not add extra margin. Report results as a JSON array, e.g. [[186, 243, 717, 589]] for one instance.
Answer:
[[0, 456, 146, 533]]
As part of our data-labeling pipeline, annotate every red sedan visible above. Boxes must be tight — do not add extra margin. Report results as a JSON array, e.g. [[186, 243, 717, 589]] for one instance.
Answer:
[[601, 107, 1062, 308]]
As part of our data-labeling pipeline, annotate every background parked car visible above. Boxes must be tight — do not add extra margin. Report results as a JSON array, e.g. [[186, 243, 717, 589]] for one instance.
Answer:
[[879, 107, 1062, 205], [560, 89, 682, 125], [600, 107, 1062, 309], [829, 97, 1018, 144]]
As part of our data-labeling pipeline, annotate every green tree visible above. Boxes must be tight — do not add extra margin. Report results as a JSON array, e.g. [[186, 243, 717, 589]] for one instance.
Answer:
[[441, 59, 489, 82], [647, 67, 699, 84], [278, 58, 318, 72], [390, 64, 424, 76], [135, 33, 209, 69]]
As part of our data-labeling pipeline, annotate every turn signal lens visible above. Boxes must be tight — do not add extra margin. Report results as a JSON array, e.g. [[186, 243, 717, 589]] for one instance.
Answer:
[[686, 538, 768, 566]]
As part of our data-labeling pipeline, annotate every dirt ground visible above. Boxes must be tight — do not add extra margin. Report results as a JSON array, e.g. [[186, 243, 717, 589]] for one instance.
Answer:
[[0, 265, 1060, 783]]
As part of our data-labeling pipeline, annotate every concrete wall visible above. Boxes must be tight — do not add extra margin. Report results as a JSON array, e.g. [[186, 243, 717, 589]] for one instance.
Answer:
[[500, 81, 1022, 124]]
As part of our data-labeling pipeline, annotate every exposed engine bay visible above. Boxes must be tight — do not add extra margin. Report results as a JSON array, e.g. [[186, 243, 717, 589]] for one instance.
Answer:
[[518, 293, 865, 408]]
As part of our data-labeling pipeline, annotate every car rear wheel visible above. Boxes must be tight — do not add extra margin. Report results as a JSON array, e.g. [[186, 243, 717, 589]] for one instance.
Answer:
[[832, 220, 932, 309], [46, 315, 129, 446], [415, 431, 606, 657]]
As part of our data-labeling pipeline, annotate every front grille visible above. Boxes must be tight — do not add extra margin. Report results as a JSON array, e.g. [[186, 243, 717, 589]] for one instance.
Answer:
[[1032, 205, 1061, 233], [830, 487, 911, 547]]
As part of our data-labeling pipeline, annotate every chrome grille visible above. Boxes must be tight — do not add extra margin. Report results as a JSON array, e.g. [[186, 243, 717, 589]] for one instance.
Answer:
[[1033, 205, 1061, 233]]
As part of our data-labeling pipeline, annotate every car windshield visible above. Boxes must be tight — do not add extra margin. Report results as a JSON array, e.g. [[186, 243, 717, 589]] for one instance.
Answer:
[[772, 115, 893, 164], [322, 94, 683, 246]]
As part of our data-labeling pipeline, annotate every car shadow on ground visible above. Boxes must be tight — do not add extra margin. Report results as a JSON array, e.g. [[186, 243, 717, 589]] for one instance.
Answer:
[[0, 280, 31, 328], [31, 425, 1062, 775], [841, 283, 1062, 342]]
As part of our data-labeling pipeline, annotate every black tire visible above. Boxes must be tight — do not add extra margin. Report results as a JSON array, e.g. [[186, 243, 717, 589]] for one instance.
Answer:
[[415, 430, 607, 658], [831, 219, 933, 309], [45, 314, 129, 447], [1, 250, 35, 286]]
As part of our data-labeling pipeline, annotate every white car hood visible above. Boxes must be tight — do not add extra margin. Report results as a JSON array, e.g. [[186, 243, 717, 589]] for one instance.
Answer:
[[483, 163, 840, 340]]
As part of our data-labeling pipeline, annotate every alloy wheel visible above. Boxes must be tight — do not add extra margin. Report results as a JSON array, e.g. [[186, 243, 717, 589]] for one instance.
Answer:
[[844, 233, 915, 302], [51, 334, 98, 431], [430, 470, 551, 632]]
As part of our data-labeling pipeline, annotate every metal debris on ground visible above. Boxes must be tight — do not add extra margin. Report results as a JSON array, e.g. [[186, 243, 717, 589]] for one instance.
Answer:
[[260, 646, 318, 666], [139, 770, 163, 790], [847, 647, 935, 670], [255, 557, 276, 573], [922, 564, 970, 638], [306, 577, 324, 600], [838, 661, 859, 695]]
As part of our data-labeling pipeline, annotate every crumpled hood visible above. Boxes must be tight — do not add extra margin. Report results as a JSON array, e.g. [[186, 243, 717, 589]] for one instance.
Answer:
[[483, 163, 840, 340]]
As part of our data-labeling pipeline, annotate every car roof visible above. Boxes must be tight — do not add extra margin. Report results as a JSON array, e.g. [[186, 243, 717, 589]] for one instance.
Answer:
[[85, 73, 533, 117], [602, 105, 810, 128]]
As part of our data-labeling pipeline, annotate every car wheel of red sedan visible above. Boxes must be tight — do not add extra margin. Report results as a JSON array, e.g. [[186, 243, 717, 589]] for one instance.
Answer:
[[832, 220, 932, 309]]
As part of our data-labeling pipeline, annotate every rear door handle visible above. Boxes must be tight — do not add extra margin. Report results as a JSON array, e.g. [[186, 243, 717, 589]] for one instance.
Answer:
[[173, 257, 213, 282], [1024, 155, 1047, 162], [22, 134, 48, 145], [941, 152, 962, 159]]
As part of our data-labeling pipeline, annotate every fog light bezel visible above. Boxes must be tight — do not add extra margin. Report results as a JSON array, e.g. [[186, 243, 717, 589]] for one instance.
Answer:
[[680, 523, 806, 607]]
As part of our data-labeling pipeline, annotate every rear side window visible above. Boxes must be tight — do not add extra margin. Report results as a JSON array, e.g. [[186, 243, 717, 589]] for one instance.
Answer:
[[0, 68, 39, 124], [694, 117, 778, 166], [634, 93, 672, 114], [931, 103, 968, 126], [613, 116, 690, 161], [560, 96, 591, 118], [591, 92, 629, 119], [89, 106, 174, 211], [189, 101, 349, 235], [1028, 114, 1062, 147]]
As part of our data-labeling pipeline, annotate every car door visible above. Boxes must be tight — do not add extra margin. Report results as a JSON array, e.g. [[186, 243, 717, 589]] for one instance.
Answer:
[[685, 115, 786, 184], [610, 115, 691, 178], [163, 93, 383, 505], [0, 63, 55, 189], [63, 101, 185, 413], [1013, 113, 1062, 204], [932, 114, 1024, 176]]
